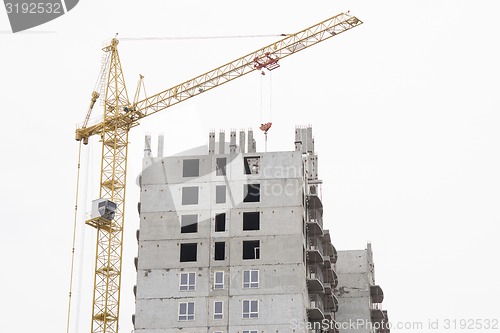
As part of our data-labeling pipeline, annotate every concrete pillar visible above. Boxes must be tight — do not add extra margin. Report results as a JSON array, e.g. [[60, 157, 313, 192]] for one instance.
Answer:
[[306, 126, 313, 153], [301, 128, 308, 153], [219, 130, 225, 154], [144, 134, 151, 157], [295, 127, 302, 152], [208, 130, 215, 154], [308, 154, 318, 180], [248, 129, 256, 153], [230, 129, 237, 154], [239, 130, 246, 153], [158, 134, 164, 157]]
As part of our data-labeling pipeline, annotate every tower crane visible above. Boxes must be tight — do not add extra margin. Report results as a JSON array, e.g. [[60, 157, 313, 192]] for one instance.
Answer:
[[73, 12, 362, 333]]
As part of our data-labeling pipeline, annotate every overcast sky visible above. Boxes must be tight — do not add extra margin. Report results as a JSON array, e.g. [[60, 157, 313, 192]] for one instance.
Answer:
[[1, 1, 499, 332]]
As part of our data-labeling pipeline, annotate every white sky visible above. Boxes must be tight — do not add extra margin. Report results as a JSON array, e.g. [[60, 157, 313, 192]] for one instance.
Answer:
[[1, 1, 499, 332]]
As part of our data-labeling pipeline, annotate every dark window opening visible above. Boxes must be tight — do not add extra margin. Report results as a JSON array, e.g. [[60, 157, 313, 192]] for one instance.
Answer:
[[181, 215, 198, 233], [243, 240, 260, 260], [215, 242, 225, 261], [244, 184, 260, 202], [216, 185, 226, 204], [180, 243, 197, 262], [215, 213, 226, 232], [183, 159, 199, 177], [182, 187, 199, 205], [244, 156, 260, 175], [216, 158, 226, 176], [243, 212, 260, 231]]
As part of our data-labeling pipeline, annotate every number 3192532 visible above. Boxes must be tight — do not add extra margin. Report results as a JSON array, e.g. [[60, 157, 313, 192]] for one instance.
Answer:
[[444, 319, 499, 330], [5, 2, 62, 14]]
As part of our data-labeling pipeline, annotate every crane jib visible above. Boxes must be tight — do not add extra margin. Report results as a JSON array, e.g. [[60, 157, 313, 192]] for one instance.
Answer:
[[75, 12, 362, 141]]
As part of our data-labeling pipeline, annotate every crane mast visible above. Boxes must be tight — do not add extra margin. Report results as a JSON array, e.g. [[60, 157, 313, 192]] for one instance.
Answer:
[[75, 12, 362, 333], [83, 38, 131, 333]]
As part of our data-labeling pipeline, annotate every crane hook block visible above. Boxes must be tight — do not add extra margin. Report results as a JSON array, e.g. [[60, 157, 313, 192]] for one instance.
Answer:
[[260, 122, 272, 134]]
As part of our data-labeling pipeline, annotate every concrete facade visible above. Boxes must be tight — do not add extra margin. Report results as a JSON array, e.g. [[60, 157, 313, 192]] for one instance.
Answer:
[[133, 127, 339, 333], [335, 244, 389, 333]]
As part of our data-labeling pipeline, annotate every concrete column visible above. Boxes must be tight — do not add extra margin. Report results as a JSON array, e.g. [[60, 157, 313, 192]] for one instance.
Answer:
[[306, 126, 313, 153], [144, 134, 151, 157], [157, 134, 164, 157], [208, 130, 215, 154], [248, 129, 256, 153], [295, 127, 303, 152], [239, 130, 246, 153], [230, 129, 237, 154], [219, 130, 225, 154]]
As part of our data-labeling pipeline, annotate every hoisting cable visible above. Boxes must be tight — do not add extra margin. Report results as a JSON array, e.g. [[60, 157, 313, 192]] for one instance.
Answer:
[[269, 70, 273, 123], [119, 34, 287, 41], [267, 71, 273, 152], [66, 141, 83, 333], [260, 72, 264, 125], [93, 51, 111, 92], [265, 72, 268, 152], [73, 142, 92, 331], [259, 70, 273, 152]]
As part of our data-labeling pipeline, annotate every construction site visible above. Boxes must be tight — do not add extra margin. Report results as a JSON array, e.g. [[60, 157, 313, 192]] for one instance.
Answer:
[[65, 11, 393, 333]]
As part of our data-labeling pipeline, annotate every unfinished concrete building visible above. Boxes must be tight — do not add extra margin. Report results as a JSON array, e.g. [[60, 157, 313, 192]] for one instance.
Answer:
[[335, 244, 390, 333], [132, 126, 339, 332]]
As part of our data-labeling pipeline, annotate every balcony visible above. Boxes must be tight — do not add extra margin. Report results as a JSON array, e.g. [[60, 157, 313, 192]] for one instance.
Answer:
[[322, 312, 339, 333], [332, 245, 338, 263], [371, 285, 384, 303], [307, 184, 323, 229], [307, 264, 325, 291], [307, 194, 323, 217], [379, 310, 391, 333], [323, 255, 331, 268], [307, 293, 325, 321], [323, 266, 338, 289], [306, 214, 323, 236], [324, 293, 339, 313], [306, 202, 323, 237], [324, 282, 332, 295], [322, 231, 338, 264], [371, 308, 385, 322], [323, 250, 336, 268], [307, 236, 324, 263], [307, 184, 323, 215], [371, 307, 390, 332]]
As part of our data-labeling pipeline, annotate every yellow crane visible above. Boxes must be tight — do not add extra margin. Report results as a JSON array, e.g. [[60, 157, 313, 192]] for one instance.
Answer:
[[73, 11, 362, 333]]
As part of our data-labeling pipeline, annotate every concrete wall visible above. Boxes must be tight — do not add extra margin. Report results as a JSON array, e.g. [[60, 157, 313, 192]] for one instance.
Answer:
[[134, 148, 311, 332], [335, 246, 383, 333]]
